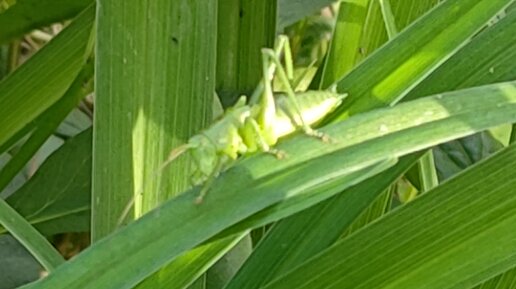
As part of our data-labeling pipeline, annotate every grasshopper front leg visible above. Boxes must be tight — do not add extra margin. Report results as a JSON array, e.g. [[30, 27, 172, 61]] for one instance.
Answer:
[[241, 117, 286, 159]]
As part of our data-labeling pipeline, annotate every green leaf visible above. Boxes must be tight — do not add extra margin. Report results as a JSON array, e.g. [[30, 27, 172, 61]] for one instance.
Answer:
[[378, 0, 398, 38], [206, 236, 252, 289], [93, 1, 217, 289], [318, 0, 371, 89], [406, 6, 516, 100], [0, 0, 92, 44], [1, 129, 91, 236], [329, 0, 514, 120], [0, 196, 64, 272], [218, 157, 397, 238], [93, 0, 216, 238], [216, 0, 277, 107], [357, 0, 440, 64], [0, 4, 94, 152], [314, 0, 440, 89], [22, 81, 516, 289], [261, 142, 516, 289], [136, 234, 248, 289], [0, 56, 93, 194]]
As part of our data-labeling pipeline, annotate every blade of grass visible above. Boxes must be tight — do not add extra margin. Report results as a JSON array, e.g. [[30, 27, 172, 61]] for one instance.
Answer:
[[136, 233, 247, 289], [328, 0, 515, 120], [356, 0, 440, 64], [0, 57, 93, 273], [0, 4, 95, 152], [0, 198, 64, 271], [378, 0, 398, 38], [261, 143, 516, 289], [313, 0, 440, 89], [0, 57, 93, 194], [318, 0, 371, 89], [0, 0, 92, 44], [418, 150, 439, 191], [21, 81, 516, 289], [406, 7, 516, 100]]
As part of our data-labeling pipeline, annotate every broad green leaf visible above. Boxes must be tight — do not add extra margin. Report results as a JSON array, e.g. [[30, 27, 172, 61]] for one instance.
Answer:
[[0, 0, 92, 44], [0, 129, 91, 236], [340, 184, 392, 235], [93, 1, 217, 289], [0, 45, 8, 79], [93, 0, 215, 238], [0, 5, 94, 152], [261, 142, 516, 289], [328, 0, 514, 120], [217, 0, 277, 107], [22, 82, 516, 289]]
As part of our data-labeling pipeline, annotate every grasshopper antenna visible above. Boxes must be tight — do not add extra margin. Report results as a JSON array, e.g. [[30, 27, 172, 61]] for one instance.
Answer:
[[116, 144, 192, 227]]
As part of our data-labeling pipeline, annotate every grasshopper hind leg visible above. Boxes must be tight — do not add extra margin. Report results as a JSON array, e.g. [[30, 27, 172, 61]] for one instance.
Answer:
[[260, 47, 333, 143]]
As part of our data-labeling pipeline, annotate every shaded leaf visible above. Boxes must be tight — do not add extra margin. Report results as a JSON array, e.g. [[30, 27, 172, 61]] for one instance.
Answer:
[[0, 235, 41, 289], [0, 5, 94, 152], [1, 129, 91, 236], [434, 132, 504, 181], [0, 0, 92, 44]]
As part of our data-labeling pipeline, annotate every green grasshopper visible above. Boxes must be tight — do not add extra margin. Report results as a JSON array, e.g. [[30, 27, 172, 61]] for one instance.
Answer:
[[119, 35, 346, 224]]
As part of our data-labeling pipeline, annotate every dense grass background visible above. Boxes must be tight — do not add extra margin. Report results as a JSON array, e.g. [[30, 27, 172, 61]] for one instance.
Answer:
[[1, 0, 516, 288]]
